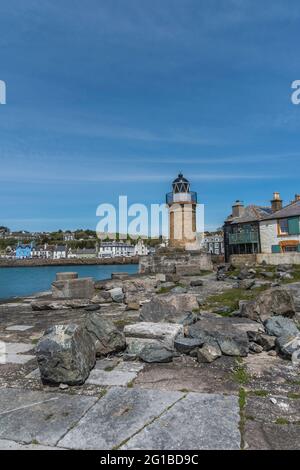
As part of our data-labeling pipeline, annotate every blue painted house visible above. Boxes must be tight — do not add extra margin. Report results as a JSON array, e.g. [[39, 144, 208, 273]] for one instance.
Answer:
[[16, 242, 34, 259]]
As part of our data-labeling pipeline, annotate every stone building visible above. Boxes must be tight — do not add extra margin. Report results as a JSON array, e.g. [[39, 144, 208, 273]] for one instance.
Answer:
[[260, 196, 300, 253], [224, 193, 300, 261]]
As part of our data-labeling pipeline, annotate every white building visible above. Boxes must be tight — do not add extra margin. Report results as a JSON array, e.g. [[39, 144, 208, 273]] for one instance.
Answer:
[[202, 233, 224, 255], [134, 240, 149, 256], [260, 197, 300, 253], [63, 231, 75, 241], [53, 245, 68, 259], [98, 241, 135, 258], [32, 244, 53, 259]]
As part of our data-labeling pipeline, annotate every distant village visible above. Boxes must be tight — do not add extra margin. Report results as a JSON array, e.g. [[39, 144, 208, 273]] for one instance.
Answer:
[[2, 185, 299, 264], [0, 226, 224, 260]]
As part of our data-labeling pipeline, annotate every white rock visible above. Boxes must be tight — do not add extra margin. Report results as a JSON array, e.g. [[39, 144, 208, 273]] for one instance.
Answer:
[[124, 322, 183, 355]]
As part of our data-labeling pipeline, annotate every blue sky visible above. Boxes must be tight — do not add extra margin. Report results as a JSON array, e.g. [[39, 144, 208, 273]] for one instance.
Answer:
[[0, 0, 300, 233]]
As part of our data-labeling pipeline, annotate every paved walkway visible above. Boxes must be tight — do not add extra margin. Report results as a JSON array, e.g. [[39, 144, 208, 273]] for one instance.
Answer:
[[0, 385, 240, 450]]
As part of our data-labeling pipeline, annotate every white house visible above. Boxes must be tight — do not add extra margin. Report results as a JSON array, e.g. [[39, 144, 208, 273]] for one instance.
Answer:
[[53, 245, 68, 259], [134, 240, 149, 256], [202, 233, 224, 255], [98, 241, 135, 258], [32, 244, 54, 259], [63, 231, 75, 241], [260, 197, 300, 253]]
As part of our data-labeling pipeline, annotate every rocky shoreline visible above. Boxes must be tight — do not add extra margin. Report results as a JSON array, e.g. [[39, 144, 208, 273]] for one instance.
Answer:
[[0, 263, 300, 449]]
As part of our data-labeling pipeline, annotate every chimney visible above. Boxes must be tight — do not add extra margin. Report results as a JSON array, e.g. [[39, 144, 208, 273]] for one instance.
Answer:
[[295, 194, 300, 202], [232, 200, 244, 218], [271, 192, 282, 212]]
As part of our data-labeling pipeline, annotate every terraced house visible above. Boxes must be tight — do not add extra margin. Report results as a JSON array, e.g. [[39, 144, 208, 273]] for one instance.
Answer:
[[260, 195, 300, 254], [224, 193, 300, 261]]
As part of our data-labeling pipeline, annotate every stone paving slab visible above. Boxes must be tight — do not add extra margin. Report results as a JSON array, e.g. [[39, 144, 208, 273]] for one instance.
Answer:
[[245, 395, 300, 424], [123, 393, 240, 450], [86, 369, 137, 386], [6, 325, 33, 332], [2, 342, 33, 354], [244, 421, 300, 450], [0, 388, 97, 446], [1, 353, 35, 365], [58, 387, 183, 449], [0, 438, 61, 450]]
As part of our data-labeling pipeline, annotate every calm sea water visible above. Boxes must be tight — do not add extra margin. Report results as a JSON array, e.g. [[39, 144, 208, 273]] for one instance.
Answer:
[[0, 264, 138, 300]]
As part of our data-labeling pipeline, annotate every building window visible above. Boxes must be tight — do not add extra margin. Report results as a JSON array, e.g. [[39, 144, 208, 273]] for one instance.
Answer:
[[278, 218, 288, 235], [283, 245, 298, 252]]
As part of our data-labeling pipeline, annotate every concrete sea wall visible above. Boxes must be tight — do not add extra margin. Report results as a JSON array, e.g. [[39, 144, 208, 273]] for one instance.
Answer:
[[0, 257, 139, 268]]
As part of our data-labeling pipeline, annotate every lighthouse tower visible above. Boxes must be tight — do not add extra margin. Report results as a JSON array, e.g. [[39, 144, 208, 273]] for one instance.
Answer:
[[166, 173, 198, 250]]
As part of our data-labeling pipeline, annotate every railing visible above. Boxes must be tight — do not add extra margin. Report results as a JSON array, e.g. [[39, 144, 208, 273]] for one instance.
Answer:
[[229, 231, 259, 244], [166, 191, 197, 205]]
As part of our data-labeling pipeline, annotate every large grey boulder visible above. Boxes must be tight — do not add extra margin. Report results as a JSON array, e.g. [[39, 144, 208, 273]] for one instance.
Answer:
[[31, 299, 92, 311], [84, 313, 125, 357], [188, 314, 250, 357], [108, 287, 124, 303], [247, 331, 276, 351], [174, 336, 203, 354], [36, 324, 95, 385], [197, 343, 221, 363], [264, 316, 299, 338], [240, 288, 295, 322], [124, 322, 183, 356], [139, 293, 199, 324], [139, 344, 174, 363], [276, 334, 300, 359]]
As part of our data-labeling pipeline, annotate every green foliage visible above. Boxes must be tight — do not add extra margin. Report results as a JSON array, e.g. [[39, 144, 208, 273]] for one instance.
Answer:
[[275, 418, 290, 425], [232, 362, 250, 385], [204, 286, 267, 314]]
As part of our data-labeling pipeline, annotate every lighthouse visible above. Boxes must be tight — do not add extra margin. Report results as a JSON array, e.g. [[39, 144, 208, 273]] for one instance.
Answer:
[[166, 173, 198, 250]]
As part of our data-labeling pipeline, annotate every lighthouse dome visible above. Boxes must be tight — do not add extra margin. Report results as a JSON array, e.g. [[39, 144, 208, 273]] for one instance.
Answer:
[[172, 173, 190, 193]]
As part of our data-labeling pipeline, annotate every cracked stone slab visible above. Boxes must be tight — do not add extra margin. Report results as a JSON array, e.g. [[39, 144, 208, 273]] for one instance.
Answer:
[[58, 386, 183, 449], [123, 393, 240, 450], [86, 369, 137, 386], [6, 325, 33, 332], [0, 438, 61, 450], [244, 421, 300, 450], [1, 342, 33, 354], [1, 353, 35, 365], [0, 388, 97, 446]]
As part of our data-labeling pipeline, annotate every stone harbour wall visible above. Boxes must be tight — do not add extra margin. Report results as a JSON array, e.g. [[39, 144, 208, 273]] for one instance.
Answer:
[[139, 251, 213, 274], [230, 253, 300, 266], [0, 257, 139, 268]]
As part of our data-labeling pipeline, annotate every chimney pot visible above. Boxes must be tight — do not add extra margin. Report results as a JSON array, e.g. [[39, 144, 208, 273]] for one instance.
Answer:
[[232, 200, 244, 218], [271, 192, 282, 212], [295, 194, 300, 202]]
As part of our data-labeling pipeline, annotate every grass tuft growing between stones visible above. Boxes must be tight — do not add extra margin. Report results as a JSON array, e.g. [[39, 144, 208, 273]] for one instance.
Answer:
[[232, 362, 250, 385], [287, 392, 300, 399], [238, 388, 247, 450], [204, 286, 267, 314], [275, 418, 290, 425], [251, 390, 269, 397]]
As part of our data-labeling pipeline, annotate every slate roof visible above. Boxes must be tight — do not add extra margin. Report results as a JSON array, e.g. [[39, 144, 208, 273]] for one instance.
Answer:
[[262, 199, 300, 220], [225, 205, 273, 225]]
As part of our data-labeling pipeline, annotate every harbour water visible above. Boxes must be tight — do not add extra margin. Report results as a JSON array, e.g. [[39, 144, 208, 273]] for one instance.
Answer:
[[0, 264, 138, 300]]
